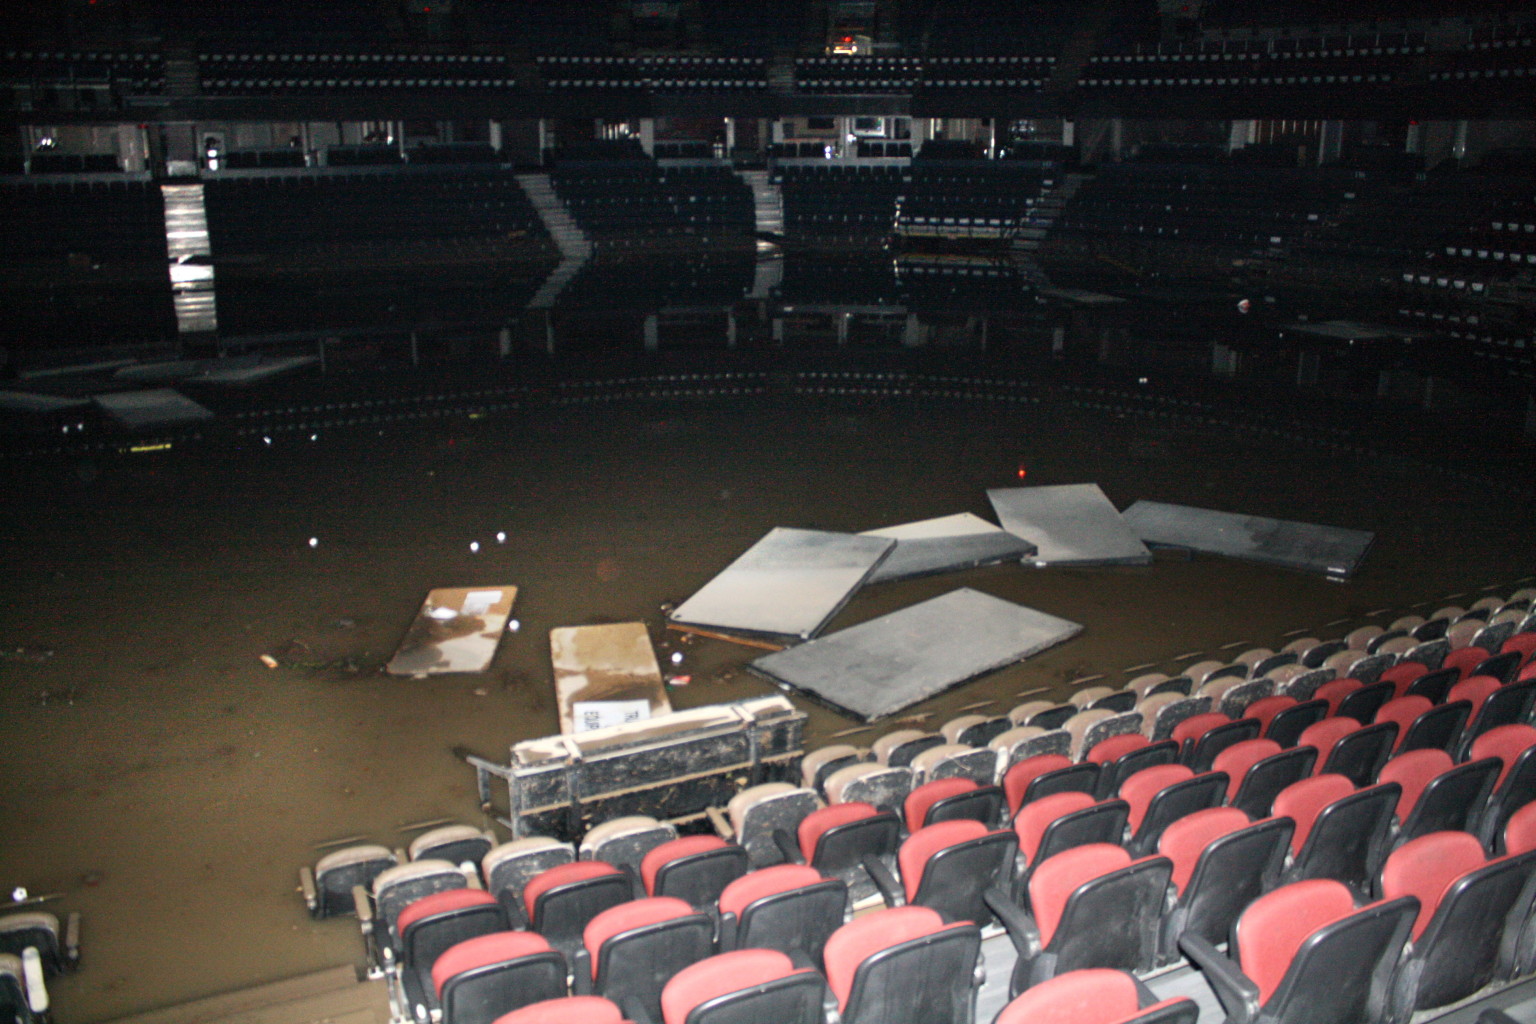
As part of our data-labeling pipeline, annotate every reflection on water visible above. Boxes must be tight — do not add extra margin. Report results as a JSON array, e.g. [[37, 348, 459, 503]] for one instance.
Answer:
[[5, 248, 1532, 460]]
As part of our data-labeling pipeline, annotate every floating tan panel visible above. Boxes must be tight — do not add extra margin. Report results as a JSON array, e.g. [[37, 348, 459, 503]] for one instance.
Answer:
[[387, 585, 518, 677], [550, 621, 671, 736]]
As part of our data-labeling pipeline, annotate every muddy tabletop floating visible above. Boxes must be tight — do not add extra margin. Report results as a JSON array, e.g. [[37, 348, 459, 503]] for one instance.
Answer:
[[751, 587, 1083, 722], [859, 511, 1037, 584], [988, 483, 1152, 567], [668, 526, 894, 643], [550, 621, 673, 735], [1121, 500, 1375, 580], [386, 585, 518, 676]]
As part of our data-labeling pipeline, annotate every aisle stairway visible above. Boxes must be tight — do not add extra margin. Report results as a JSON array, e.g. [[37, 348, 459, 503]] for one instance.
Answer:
[[735, 168, 785, 238], [517, 173, 592, 309]]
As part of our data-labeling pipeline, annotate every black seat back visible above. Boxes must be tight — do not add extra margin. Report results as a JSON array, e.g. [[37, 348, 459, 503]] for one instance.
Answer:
[[923, 785, 1005, 830], [1462, 680, 1536, 758], [593, 910, 717, 1023], [1186, 719, 1261, 773], [910, 830, 1016, 927], [1320, 722, 1397, 787], [683, 969, 828, 1024], [1096, 741, 1180, 800], [1401, 700, 1471, 755], [1231, 746, 1317, 820], [653, 845, 750, 910], [811, 811, 903, 878], [440, 947, 568, 1024], [1128, 772, 1228, 858], [839, 922, 983, 1024], [1399, 757, 1500, 844], [1262, 895, 1418, 1024], [1480, 746, 1536, 853], [1019, 763, 1100, 809], [732, 878, 848, 969], [1336, 682, 1395, 725], [1399, 850, 1536, 1015], [1404, 667, 1456, 704], [1164, 816, 1293, 958], [1023, 856, 1173, 994], [1266, 700, 1329, 748], [1286, 782, 1400, 894]]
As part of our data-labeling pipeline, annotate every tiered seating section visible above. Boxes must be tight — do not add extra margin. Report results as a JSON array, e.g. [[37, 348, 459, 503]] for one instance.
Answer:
[[304, 588, 1536, 1024], [202, 168, 553, 262], [774, 157, 1056, 247], [555, 253, 756, 312], [0, 179, 175, 351], [1082, 30, 1425, 94], [0, 49, 165, 100], [774, 165, 908, 243], [0, 178, 166, 262], [547, 160, 754, 251], [198, 52, 520, 95], [896, 160, 1056, 242], [1053, 162, 1359, 254], [1428, 21, 1536, 86]]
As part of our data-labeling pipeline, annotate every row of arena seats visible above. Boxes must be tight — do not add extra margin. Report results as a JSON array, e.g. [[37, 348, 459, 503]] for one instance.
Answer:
[[298, 588, 1536, 1022], [0, 907, 80, 1024], [199, 52, 518, 94], [794, 56, 1052, 93], [202, 170, 554, 260], [0, 179, 166, 263], [547, 165, 754, 249], [775, 163, 1057, 244], [536, 56, 767, 92]]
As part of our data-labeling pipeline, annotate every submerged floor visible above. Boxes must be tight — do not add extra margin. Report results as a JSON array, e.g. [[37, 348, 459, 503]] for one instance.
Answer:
[[0, 388, 1532, 1021]]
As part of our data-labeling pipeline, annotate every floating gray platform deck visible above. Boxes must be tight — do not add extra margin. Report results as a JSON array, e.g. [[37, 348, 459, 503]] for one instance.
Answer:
[[668, 527, 894, 642], [988, 483, 1152, 567], [859, 512, 1036, 584], [750, 587, 1082, 722], [1121, 500, 1374, 579], [92, 388, 214, 429]]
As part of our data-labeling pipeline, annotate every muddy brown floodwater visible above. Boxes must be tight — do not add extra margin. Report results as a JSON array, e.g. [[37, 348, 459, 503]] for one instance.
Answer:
[[0, 392, 1530, 1021]]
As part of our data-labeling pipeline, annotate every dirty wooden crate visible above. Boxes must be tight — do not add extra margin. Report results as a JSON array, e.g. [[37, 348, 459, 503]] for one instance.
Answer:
[[469, 696, 807, 841]]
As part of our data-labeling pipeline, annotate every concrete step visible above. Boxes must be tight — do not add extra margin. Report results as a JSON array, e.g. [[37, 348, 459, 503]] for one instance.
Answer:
[[99, 968, 387, 1024]]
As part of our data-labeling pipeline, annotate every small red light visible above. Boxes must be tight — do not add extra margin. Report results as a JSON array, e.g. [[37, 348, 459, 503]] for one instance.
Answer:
[[1017, 465, 1028, 479]]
